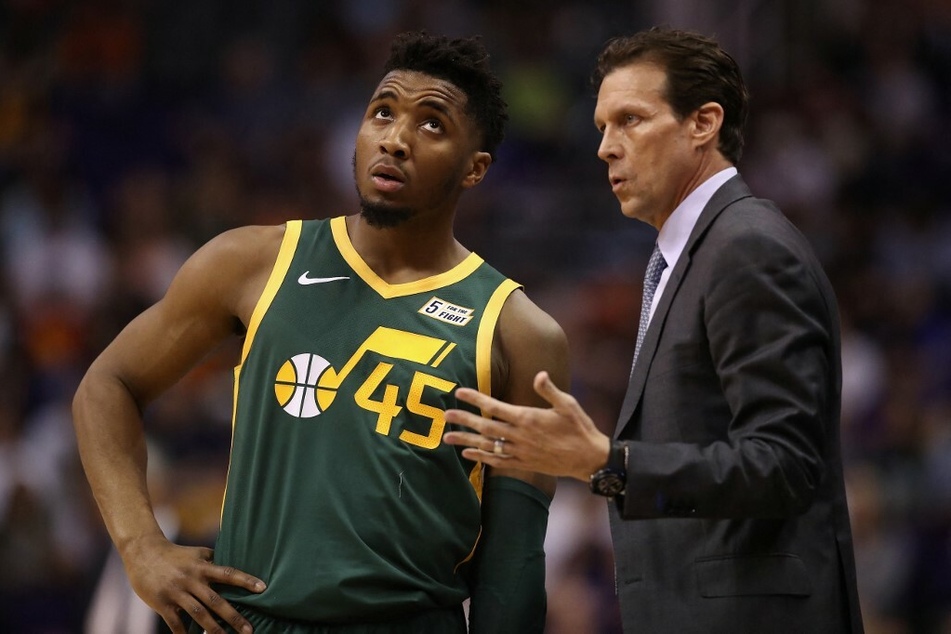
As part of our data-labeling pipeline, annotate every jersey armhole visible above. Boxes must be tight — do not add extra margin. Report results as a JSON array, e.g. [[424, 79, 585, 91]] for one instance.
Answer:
[[475, 278, 523, 403], [238, 220, 303, 365]]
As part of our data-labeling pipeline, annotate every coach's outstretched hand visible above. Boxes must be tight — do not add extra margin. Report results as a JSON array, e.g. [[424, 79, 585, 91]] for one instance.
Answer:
[[444, 371, 611, 482]]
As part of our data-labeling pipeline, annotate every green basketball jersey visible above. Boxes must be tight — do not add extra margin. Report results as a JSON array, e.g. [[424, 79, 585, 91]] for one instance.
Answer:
[[214, 216, 520, 623]]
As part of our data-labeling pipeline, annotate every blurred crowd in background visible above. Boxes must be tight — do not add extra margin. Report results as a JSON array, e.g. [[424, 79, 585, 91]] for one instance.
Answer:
[[1, 0, 950, 632]]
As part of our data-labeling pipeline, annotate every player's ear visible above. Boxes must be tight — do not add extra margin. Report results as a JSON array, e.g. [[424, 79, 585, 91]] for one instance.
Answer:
[[461, 151, 492, 189]]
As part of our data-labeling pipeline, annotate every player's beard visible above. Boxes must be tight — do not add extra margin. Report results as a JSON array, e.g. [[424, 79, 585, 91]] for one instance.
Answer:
[[358, 198, 414, 228]]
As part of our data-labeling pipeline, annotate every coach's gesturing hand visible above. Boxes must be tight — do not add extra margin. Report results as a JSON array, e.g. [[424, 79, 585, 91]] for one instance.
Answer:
[[444, 370, 611, 481]]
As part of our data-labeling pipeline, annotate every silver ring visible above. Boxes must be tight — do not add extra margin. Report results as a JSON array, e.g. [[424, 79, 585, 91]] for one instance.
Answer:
[[493, 438, 506, 455]]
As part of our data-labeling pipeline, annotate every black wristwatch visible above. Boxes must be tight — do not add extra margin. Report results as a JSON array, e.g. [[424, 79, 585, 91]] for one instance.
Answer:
[[589, 440, 628, 497]]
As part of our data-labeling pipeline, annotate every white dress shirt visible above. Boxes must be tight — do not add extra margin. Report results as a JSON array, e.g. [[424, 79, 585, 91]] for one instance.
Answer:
[[648, 167, 738, 322]]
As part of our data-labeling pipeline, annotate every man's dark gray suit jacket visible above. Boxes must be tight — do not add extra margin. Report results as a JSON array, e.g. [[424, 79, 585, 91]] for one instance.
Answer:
[[610, 175, 864, 633]]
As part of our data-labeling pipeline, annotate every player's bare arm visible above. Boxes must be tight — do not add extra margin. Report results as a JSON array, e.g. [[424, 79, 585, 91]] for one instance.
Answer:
[[72, 224, 284, 634]]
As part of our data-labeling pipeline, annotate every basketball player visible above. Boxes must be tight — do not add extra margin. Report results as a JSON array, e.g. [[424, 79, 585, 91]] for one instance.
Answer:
[[72, 32, 567, 634]]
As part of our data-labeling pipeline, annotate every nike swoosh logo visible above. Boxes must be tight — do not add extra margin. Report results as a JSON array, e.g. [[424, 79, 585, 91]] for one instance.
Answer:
[[298, 272, 350, 285]]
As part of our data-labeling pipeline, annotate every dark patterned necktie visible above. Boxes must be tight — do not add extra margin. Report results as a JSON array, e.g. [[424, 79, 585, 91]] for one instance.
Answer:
[[633, 244, 667, 369]]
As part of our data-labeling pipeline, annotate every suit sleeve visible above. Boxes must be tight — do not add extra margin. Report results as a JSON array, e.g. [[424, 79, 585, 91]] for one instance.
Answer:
[[617, 214, 837, 519]]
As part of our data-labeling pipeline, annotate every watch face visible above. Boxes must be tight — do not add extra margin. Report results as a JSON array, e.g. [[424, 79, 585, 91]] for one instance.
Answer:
[[591, 471, 625, 497]]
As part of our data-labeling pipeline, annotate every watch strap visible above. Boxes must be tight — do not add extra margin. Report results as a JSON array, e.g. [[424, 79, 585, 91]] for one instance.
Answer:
[[605, 440, 627, 472]]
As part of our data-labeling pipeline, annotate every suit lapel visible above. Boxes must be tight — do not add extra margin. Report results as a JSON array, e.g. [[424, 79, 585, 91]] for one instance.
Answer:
[[613, 175, 754, 439]]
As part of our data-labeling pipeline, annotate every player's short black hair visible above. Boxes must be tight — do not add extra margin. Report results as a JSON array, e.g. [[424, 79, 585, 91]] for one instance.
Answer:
[[384, 31, 507, 160], [592, 27, 749, 164]]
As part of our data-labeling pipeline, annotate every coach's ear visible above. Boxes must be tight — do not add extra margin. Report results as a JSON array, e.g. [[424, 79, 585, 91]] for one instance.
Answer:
[[691, 102, 723, 150]]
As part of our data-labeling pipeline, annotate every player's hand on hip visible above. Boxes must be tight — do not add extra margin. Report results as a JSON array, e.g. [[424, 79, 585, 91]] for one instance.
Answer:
[[122, 533, 265, 634], [444, 371, 610, 481]]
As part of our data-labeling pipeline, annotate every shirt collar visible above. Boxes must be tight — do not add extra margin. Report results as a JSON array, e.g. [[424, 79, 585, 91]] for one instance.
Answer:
[[656, 167, 737, 267]]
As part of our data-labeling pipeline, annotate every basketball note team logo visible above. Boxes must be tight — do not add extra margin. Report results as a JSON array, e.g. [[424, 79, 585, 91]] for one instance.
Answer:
[[273, 326, 456, 426], [274, 353, 337, 418]]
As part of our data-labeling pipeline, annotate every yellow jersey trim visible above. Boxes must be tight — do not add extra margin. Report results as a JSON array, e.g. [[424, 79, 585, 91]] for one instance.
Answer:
[[224, 221, 302, 521], [239, 220, 303, 366], [473, 278, 522, 490], [454, 277, 521, 572], [331, 216, 485, 299], [476, 278, 522, 399]]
